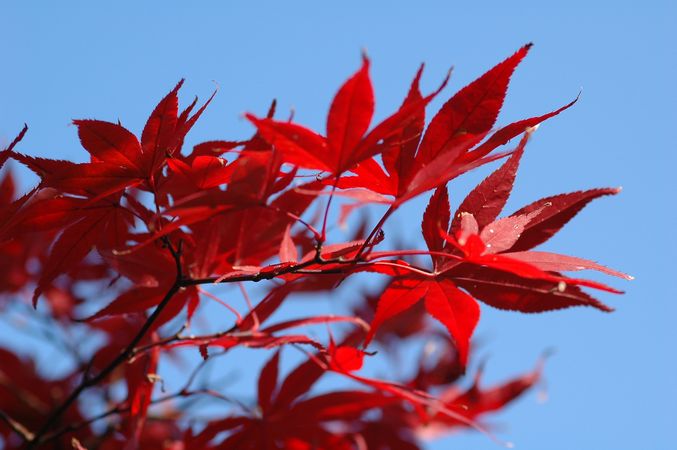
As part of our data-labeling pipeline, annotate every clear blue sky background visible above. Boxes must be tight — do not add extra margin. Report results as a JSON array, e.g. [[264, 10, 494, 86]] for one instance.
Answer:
[[1, 2, 675, 449]]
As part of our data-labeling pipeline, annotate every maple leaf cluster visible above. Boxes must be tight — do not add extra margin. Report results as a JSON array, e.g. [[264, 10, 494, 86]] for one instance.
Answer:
[[0, 44, 628, 449]]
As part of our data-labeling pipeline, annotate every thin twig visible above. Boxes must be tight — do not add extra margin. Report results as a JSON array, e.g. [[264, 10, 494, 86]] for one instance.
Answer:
[[0, 410, 34, 442], [355, 204, 396, 259], [39, 351, 237, 445]]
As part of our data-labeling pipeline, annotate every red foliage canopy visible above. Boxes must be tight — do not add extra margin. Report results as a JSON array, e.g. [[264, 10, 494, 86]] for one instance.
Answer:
[[0, 44, 628, 449]]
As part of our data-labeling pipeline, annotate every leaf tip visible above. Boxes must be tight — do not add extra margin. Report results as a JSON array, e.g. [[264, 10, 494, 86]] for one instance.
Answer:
[[416, 61, 425, 75], [514, 42, 533, 62], [360, 48, 371, 66], [3, 123, 29, 154], [31, 290, 40, 309], [541, 346, 557, 360], [173, 78, 186, 93], [266, 99, 277, 118], [244, 112, 260, 124], [199, 344, 209, 360], [525, 123, 540, 133]]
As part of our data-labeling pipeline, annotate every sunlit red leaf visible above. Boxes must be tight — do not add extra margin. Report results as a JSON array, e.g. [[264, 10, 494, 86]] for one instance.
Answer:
[[423, 279, 479, 368], [73, 120, 142, 171], [329, 346, 366, 373], [279, 224, 298, 263], [415, 44, 531, 169], [462, 95, 579, 163], [364, 277, 428, 347], [141, 80, 183, 174], [327, 55, 374, 171], [245, 115, 330, 171]]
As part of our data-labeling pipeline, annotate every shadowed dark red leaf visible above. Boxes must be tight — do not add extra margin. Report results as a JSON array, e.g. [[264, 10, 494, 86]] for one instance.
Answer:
[[0, 124, 28, 169], [448, 265, 614, 313], [273, 355, 327, 410], [508, 188, 621, 251], [451, 133, 528, 233], [258, 350, 280, 413], [501, 250, 632, 280], [422, 186, 450, 259]]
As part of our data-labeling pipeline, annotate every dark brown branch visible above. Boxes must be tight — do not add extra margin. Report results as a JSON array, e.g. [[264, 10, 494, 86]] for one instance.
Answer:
[[26, 230, 433, 447], [26, 237, 185, 448], [26, 282, 182, 449]]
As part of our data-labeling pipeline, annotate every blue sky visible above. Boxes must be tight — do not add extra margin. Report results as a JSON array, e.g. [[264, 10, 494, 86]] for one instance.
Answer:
[[1, 2, 675, 449]]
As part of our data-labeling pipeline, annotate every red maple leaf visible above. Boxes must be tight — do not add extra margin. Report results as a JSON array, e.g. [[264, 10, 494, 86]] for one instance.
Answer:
[[363, 131, 628, 368]]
